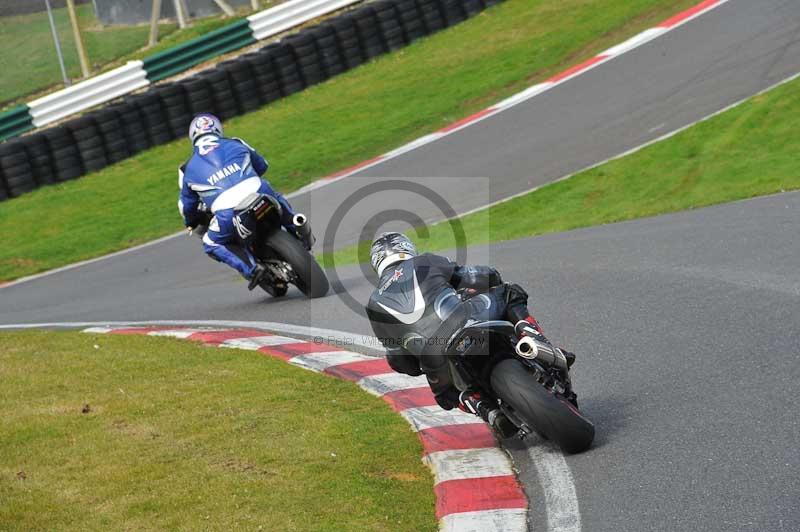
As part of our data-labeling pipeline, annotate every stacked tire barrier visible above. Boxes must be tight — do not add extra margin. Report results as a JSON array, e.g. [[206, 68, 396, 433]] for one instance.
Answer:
[[0, 0, 504, 202], [1, 0, 367, 144]]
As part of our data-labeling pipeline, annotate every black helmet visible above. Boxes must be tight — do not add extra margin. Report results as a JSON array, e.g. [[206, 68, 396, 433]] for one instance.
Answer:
[[370, 232, 417, 275]]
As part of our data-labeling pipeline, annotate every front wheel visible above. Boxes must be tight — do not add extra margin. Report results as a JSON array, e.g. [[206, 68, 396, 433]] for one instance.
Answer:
[[490, 358, 594, 453], [264, 230, 329, 298]]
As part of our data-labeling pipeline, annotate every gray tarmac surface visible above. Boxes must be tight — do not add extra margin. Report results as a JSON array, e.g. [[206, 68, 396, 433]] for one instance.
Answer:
[[4, 191, 799, 532], [2, 0, 800, 530], [292, 0, 800, 249]]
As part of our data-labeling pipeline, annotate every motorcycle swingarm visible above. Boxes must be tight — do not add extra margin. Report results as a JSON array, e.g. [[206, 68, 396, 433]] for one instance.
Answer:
[[262, 259, 295, 285]]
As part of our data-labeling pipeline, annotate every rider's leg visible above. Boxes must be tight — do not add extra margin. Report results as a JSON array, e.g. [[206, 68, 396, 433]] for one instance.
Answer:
[[456, 290, 520, 433], [421, 353, 460, 410], [202, 210, 258, 279], [495, 282, 576, 368], [466, 282, 544, 336], [501, 283, 543, 334], [257, 179, 318, 249], [258, 180, 296, 233], [471, 282, 575, 366], [411, 337, 459, 410]]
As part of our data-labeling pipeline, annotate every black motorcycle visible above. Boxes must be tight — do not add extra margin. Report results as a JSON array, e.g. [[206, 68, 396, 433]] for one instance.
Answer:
[[193, 193, 329, 298], [445, 317, 594, 453]]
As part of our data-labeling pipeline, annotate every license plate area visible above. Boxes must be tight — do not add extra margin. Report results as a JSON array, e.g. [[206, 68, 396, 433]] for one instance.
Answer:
[[253, 198, 272, 219]]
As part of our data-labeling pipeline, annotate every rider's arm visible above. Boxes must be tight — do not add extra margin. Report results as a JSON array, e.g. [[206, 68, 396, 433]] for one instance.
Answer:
[[451, 264, 503, 290], [233, 137, 269, 176], [251, 150, 269, 176], [178, 165, 202, 228]]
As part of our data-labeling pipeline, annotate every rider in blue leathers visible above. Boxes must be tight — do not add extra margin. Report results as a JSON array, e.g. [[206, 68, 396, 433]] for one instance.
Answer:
[[179, 114, 298, 289]]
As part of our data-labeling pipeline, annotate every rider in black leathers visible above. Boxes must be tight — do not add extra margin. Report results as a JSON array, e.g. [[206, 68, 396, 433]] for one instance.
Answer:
[[365, 232, 573, 419]]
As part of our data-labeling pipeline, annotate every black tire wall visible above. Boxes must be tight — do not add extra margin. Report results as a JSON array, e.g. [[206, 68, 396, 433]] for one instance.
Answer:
[[0, 0, 505, 202]]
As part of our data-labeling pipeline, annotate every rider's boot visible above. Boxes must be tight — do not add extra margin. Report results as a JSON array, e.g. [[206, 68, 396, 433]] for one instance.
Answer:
[[560, 348, 577, 369], [514, 316, 547, 341], [459, 391, 518, 439], [504, 284, 555, 344], [247, 263, 268, 291]]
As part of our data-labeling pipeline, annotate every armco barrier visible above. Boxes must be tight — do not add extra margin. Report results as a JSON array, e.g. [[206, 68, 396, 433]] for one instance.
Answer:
[[0, 105, 34, 142], [2, 1, 368, 144], [0, 0, 502, 202], [28, 61, 149, 129], [143, 19, 257, 82], [247, 0, 363, 40]]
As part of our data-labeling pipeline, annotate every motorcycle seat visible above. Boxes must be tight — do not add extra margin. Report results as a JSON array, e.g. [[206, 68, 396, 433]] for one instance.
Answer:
[[446, 320, 516, 354], [234, 192, 263, 212]]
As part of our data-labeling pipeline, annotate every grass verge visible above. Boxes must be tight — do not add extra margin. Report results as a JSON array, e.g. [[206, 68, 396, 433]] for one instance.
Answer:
[[1, 4, 175, 106], [324, 73, 800, 268], [0, 4, 257, 107], [0, 0, 698, 281], [0, 330, 435, 531]]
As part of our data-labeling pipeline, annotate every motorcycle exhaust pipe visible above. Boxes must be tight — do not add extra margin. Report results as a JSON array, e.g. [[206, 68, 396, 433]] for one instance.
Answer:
[[515, 336, 569, 371], [292, 213, 316, 249]]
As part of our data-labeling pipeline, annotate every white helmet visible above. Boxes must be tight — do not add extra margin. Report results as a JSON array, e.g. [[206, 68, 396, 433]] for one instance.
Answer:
[[370, 232, 418, 276], [188, 113, 223, 144]]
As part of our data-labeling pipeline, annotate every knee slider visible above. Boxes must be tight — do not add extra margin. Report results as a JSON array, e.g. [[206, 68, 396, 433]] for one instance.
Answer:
[[386, 351, 422, 377]]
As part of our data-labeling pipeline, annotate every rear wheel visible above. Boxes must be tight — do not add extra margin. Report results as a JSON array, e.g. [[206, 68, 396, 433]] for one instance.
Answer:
[[265, 230, 329, 298], [490, 358, 594, 453]]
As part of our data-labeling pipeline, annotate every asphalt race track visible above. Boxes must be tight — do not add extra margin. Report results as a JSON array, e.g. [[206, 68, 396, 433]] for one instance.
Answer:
[[5, 192, 800, 531], [2, 1, 800, 530], [291, 0, 800, 249]]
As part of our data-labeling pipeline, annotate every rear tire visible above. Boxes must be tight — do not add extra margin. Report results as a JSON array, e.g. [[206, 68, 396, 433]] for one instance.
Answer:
[[490, 358, 594, 453], [264, 230, 329, 298]]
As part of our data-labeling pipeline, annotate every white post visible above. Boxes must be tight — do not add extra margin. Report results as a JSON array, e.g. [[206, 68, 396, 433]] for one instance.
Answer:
[[44, 0, 71, 86], [251, 0, 260, 11], [149, 0, 163, 47], [179, 0, 191, 23], [66, 0, 91, 78], [212, 0, 236, 17], [172, 0, 187, 28]]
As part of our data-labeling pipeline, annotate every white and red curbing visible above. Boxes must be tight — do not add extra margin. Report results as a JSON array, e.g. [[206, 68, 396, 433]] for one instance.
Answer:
[[297, 0, 730, 195], [83, 325, 528, 531]]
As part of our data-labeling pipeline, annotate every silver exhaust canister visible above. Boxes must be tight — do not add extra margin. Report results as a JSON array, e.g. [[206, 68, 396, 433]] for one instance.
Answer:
[[292, 213, 316, 248], [515, 336, 569, 370]]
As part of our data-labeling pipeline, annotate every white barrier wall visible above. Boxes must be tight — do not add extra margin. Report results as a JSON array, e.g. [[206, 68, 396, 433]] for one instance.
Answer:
[[23, 0, 365, 130], [247, 0, 363, 40], [28, 61, 149, 127]]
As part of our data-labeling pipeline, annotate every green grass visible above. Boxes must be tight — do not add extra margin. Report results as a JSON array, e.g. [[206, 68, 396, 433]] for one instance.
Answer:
[[0, 4, 248, 107], [0, 0, 699, 281], [0, 4, 172, 106], [0, 330, 436, 531], [126, 15, 236, 61], [324, 75, 800, 268]]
